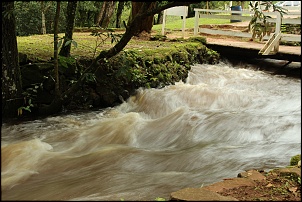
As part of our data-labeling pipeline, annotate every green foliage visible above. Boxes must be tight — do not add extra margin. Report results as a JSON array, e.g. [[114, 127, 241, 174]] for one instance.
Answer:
[[248, 1, 287, 41], [58, 37, 78, 50], [116, 50, 147, 84], [15, 2, 42, 36], [76, 1, 99, 27], [23, 83, 44, 99], [18, 99, 34, 116], [2, 3, 15, 20], [84, 73, 97, 83], [289, 154, 301, 166], [188, 37, 207, 44], [90, 28, 123, 44], [17, 82, 43, 116], [77, 1, 99, 12], [89, 28, 123, 58], [58, 55, 76, 69], [14, 1, 67, 36]]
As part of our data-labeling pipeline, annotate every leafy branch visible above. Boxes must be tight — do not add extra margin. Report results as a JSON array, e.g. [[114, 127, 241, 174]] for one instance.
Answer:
[[89, 28, 123, 58], [248, 1, 287, 41], [18, 98, 34, 116]]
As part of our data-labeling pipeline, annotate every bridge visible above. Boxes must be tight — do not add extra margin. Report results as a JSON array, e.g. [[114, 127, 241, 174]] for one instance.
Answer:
[[193, 8, 301, 62]]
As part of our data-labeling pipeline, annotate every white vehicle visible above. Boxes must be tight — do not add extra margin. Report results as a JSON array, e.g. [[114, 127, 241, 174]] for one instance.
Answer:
[[274, 1, 301, 11]]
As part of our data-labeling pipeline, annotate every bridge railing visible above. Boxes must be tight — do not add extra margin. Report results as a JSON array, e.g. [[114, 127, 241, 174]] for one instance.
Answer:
[[193, 8, 301, 43]]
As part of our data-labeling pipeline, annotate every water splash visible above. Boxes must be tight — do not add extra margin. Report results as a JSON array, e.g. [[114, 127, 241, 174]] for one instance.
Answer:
[[1, 62, 300, 200]]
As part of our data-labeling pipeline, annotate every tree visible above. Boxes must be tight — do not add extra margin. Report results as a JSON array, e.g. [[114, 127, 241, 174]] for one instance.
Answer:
[[76, 1, 98, 27], [155, 11, 164, 25], [40, 1, 52, 34], [38, 1, 192, 115], [53, 1, 61, 103], [2, 2, 23, 118], [130, 2, 157, 37], [59, 1, 77, 57], [116, 1, 125, 28], [95, 1, 116, 28]]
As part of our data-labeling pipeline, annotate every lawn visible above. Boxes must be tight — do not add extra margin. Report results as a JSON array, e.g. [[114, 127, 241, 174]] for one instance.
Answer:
[[17, 15, 232, 61], [152, 15, 231, 33]]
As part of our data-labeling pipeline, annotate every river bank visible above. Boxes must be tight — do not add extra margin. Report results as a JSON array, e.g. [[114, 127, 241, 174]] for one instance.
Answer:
[[170, 156, 301, 201], [3, 35, 219, 121]]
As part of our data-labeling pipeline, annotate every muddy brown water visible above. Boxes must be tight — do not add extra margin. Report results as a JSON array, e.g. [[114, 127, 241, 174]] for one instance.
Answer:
[[1, 61, 301, 201]]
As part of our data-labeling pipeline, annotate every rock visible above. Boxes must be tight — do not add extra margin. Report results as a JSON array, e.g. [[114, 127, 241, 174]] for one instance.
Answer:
[[203, 178, 256, 193], [18, 53, 28, 65], [170, 187, 238, 201], [34, 63, 54, 72], [36, 90, 54, 105], [237, 169, 266, 181], [298, 160, 301, 168], [277, 167, 301, 178], [21, 64, 45, 88]]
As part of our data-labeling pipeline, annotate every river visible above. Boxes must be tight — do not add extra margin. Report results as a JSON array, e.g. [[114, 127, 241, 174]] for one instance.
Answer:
[[1, 61, 301, 201]]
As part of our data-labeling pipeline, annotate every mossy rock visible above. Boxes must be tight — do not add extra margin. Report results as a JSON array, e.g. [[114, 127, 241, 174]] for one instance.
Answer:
[[290, 154, 301, 166]]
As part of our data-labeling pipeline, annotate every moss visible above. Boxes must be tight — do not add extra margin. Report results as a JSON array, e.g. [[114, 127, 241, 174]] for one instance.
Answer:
[[18, 35, 221, 112], [187, 36, 207, 44], [150, 34, 167, 41], [290, 154, 301, 166]]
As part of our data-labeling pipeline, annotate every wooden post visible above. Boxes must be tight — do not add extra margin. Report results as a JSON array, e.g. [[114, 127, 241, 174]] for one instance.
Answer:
[[161, 9, 166, 35], [182, 7, 186, 38], [194, 9, 199, 36], [274, 11, 281, 52]]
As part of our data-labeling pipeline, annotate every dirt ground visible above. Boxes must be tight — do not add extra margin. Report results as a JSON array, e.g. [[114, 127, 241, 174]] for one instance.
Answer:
[[158, 20, 300, 55], [217, 168, 301, 201]]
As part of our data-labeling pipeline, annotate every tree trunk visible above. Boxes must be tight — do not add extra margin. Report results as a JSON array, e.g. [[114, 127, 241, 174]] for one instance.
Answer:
[[78, 9, 86, 27], [59, 1, 77, 57], [41, 6, 46, 34], [96, 1, 116, 28], [39, 1, 191, 116], [156, 11, 164, 24], [54, 1, 61, 100], [95, 2, 106, 26], [116, 1, 125, 28], [93, 1, 101, 25], [2, 2, 23, 119], [40, 1, 51, 34], [130, 2, 157, 37]]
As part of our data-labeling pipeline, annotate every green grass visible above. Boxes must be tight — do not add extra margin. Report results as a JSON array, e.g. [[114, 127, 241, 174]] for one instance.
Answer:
[[18, 14, 233, 61], [152, 15, 231, 32], [17, 32, 203, 61]]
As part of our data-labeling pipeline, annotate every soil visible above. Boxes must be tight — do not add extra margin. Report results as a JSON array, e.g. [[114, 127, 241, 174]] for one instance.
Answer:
[[217, 168, 301, 201], [170, 167, 301, 201]]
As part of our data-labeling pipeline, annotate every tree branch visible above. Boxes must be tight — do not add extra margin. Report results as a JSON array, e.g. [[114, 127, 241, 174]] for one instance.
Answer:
[[51, 1, 194, 112]]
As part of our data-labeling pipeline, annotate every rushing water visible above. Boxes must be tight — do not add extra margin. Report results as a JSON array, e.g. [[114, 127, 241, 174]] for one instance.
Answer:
[[1, 62, 301, 201]]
